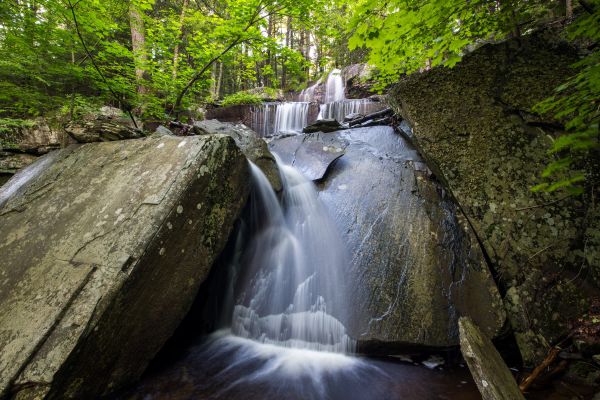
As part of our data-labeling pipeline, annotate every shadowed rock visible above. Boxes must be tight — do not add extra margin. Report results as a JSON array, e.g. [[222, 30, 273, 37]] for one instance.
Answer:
[[269, 133, 346, 181], [0, 135, 250, 399], [194, 120, 281, 191], [302, 119, 344, 133], [459, 317, 525, 400], [390, 29, 597, 365]]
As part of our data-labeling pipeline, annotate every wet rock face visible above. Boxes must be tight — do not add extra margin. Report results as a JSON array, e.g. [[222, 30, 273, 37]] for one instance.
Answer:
[[269, 133, 345, 181], [390, 30, 597, 365], [459, 317, 525, 400], [193, 119, 281, 191], [0, 135, 250, 399], [271, 126, 505, 351]]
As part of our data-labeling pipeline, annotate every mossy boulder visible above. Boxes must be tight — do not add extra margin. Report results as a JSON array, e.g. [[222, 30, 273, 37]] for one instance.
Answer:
[[390, 29, 598, 365], [0, 134, 250, 399]]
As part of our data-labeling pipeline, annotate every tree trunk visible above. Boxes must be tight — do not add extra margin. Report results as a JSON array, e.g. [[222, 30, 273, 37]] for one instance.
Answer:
[[172, 0, 189, 79], [216, 61, 223, 98], [129, 1, 147, 98], [565, 0, 573, 18]]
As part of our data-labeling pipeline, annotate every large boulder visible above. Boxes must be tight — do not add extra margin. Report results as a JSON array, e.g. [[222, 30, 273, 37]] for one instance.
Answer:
[[194, 120, 281, 191], [0, 134, 250, 399], [390, 29, 598, 365], [459, 317, 525, 400], [270, 126, 505, 351]]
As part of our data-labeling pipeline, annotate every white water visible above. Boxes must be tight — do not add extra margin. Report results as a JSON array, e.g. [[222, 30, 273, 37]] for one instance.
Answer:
[[318, 98, 382, 122], [323, 69, 345, 103], [231, 161, 354, 353], [317, 69, 382, 122], [251, 102, 309, 136], [273, 102, 309, 135]]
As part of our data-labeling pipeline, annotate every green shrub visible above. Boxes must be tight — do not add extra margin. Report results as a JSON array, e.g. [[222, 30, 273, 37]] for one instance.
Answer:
[[220, 92, 263, 107]]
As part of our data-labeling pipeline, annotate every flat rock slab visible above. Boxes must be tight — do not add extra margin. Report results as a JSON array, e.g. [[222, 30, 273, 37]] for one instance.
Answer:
[[0, 135, 250, 399], [305, 127, 505, 350], [194, 120, 281, 191], [269, 133, 346, 181], [459, 317, 525, 400]]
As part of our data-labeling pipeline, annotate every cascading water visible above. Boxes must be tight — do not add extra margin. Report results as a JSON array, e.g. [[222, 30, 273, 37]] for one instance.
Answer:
[[231, 162, 354, 353], [273, 102, 309, 135], [317, 69, 384, 122], [323, 69, 345, 103], [251, 102, 309, 136]]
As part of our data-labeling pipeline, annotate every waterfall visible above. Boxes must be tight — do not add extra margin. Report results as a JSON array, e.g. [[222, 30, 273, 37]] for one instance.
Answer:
[[317, 69, 382, 122], [231, 161, 354, 353], [274, 102, 309, 135], [251, 102, 277, 137], [317, 99, 383, 122], [250, 102, 309, 137], [323, 69, 345, 103]]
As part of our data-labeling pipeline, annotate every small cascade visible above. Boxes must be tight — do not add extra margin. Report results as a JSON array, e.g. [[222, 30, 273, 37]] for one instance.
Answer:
[[323, 69, 345, 103], [274, 102, 309, 135], [231, 161, 354, 353], [317, 99, 383, 122], [317, 69, 383, 122], [250, 102, 309, 137], [251, 102, 278, 137]]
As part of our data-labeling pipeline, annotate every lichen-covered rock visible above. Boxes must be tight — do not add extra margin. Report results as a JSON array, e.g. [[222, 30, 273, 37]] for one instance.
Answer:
[[193, 119, 281, 191], [459, 317, 525, 400], [342, 64, 376, 99], [272, 126, 505, 351], [390, 29, 597, 365], [65, 120, 145, 143], [0, 135, 250, 399], [0, 152, 38, 174], [0, 118, 63, 155]]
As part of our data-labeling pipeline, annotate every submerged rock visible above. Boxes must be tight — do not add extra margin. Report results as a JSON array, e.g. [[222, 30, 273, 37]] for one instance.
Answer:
[[459, 317, 525, 400], [0, 135, 250, 399], [271, 126, 505, 350], [194, 120, 281, 191], [390, 29, 597, 365]]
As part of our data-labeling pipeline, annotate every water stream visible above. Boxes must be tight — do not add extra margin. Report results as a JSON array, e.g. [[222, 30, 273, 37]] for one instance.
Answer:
[[120, 74, 482, 400]]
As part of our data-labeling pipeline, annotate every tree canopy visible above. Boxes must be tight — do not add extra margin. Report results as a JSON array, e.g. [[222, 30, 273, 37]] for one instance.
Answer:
[[0, 0, 597, 194]]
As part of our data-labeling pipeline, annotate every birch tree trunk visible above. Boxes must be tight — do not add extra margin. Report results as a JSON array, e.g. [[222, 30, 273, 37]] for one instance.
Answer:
[[129, 1, 147, 98], [172, 0, 189, 79]]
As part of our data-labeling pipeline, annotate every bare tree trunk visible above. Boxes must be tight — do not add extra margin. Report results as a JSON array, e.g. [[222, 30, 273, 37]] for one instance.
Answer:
[[129, 1, 147, 98], [172, 0, 189, 79]]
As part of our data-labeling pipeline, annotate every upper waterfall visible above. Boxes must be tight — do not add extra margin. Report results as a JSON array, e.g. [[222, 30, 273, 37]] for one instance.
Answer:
[[323, 69, 345, 103]]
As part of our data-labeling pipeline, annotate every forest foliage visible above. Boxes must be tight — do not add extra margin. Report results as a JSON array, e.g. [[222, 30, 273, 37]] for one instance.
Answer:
[[0, 0, 598, 194], [349, 0, 599, 194]]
